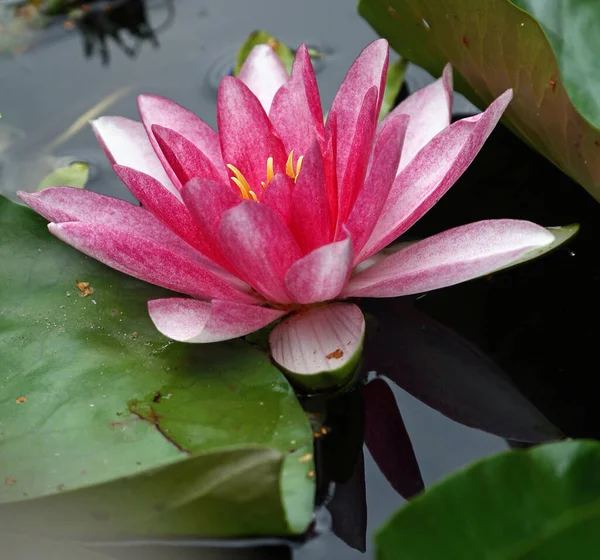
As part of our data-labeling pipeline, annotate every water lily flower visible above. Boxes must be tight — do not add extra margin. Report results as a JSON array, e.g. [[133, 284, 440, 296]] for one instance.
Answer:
[[18, 39, 559, 389]]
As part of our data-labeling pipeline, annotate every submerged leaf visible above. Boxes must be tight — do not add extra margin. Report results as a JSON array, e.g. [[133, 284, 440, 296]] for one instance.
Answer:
[[363, 298, 561, 442], [362, 378, 424, 499], [327, 450, 367, 552]]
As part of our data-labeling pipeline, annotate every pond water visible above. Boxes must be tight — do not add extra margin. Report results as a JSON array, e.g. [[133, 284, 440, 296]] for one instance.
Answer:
[[1, 0, 598, 558]]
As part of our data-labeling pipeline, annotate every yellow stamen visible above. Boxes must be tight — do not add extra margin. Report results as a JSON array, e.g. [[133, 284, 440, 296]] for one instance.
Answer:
[[230, 178, 248, 198], [285, 150, 295, 179], [228, 152, 304, 201], [227, 164, 253, 199], [295, 156, 304, 181], [284, 151, 304, 183], [266, 157, 274, 185]]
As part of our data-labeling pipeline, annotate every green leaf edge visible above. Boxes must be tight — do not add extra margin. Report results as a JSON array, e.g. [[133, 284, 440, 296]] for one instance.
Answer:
[[0, 443, 314, 537], [374, 440, 600, 559], [357, 0, 600, 199], [505, 0, 600, 133]]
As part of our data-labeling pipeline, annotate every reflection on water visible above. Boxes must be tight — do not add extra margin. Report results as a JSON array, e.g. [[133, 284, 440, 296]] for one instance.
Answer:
[[2, 0, 598, 558], [70, 0, 173, 65]]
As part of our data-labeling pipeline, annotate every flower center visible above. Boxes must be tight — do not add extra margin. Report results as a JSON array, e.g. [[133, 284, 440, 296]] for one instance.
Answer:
[[226, 151, 304, 201]]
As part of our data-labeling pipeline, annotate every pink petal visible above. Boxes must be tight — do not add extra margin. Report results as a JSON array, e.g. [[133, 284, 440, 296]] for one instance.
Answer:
[[151, 125, 227, 187], [112, 164, 209, 254], [180, 177, 239, 262], [261, 173, 294, 226], [148, 298, 285, 343], [49, 222, 257, 303], [19, 186, 245, 290], [238, 44, 289, 113], [343, 219, 554, 298], [137, 94, 225, 189], [323, 113, 339, 225], [346, 114, 409, 260], [269, 43, 325, 156], [91, 116, 179, 199], [218, 77, 287, 193], [284, 237, 353, 304], [326, 39, 388, 209], [18, 187, 193, 255], [219, 200, 302, 303], [290, 140, 333, 253], [269, 303, 365, 375], [359, 90, 513, 261], [384, 63, 453, 173], [335, 86, 379, 231]]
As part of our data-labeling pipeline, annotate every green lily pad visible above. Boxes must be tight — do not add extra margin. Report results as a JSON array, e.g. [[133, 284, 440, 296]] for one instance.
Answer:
[[358, 0, 600, 201], [376, 440, 600, 559], [37, 162, 89, 191], [0, 196, 314, 537]]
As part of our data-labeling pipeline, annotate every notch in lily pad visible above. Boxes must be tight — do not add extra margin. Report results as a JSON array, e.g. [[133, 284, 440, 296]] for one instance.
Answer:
[[269, 303, 366, 393]]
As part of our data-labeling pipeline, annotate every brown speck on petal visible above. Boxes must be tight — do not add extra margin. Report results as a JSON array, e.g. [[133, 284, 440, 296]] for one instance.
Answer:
[[4, 477, 17, 485], [56, 483, 65, 491], [16, 396, 27, 404], [326, 348, 344, 359]]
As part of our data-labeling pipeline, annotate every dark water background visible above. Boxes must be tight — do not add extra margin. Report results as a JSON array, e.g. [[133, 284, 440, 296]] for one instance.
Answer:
[[2, 1, 598, 558]]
